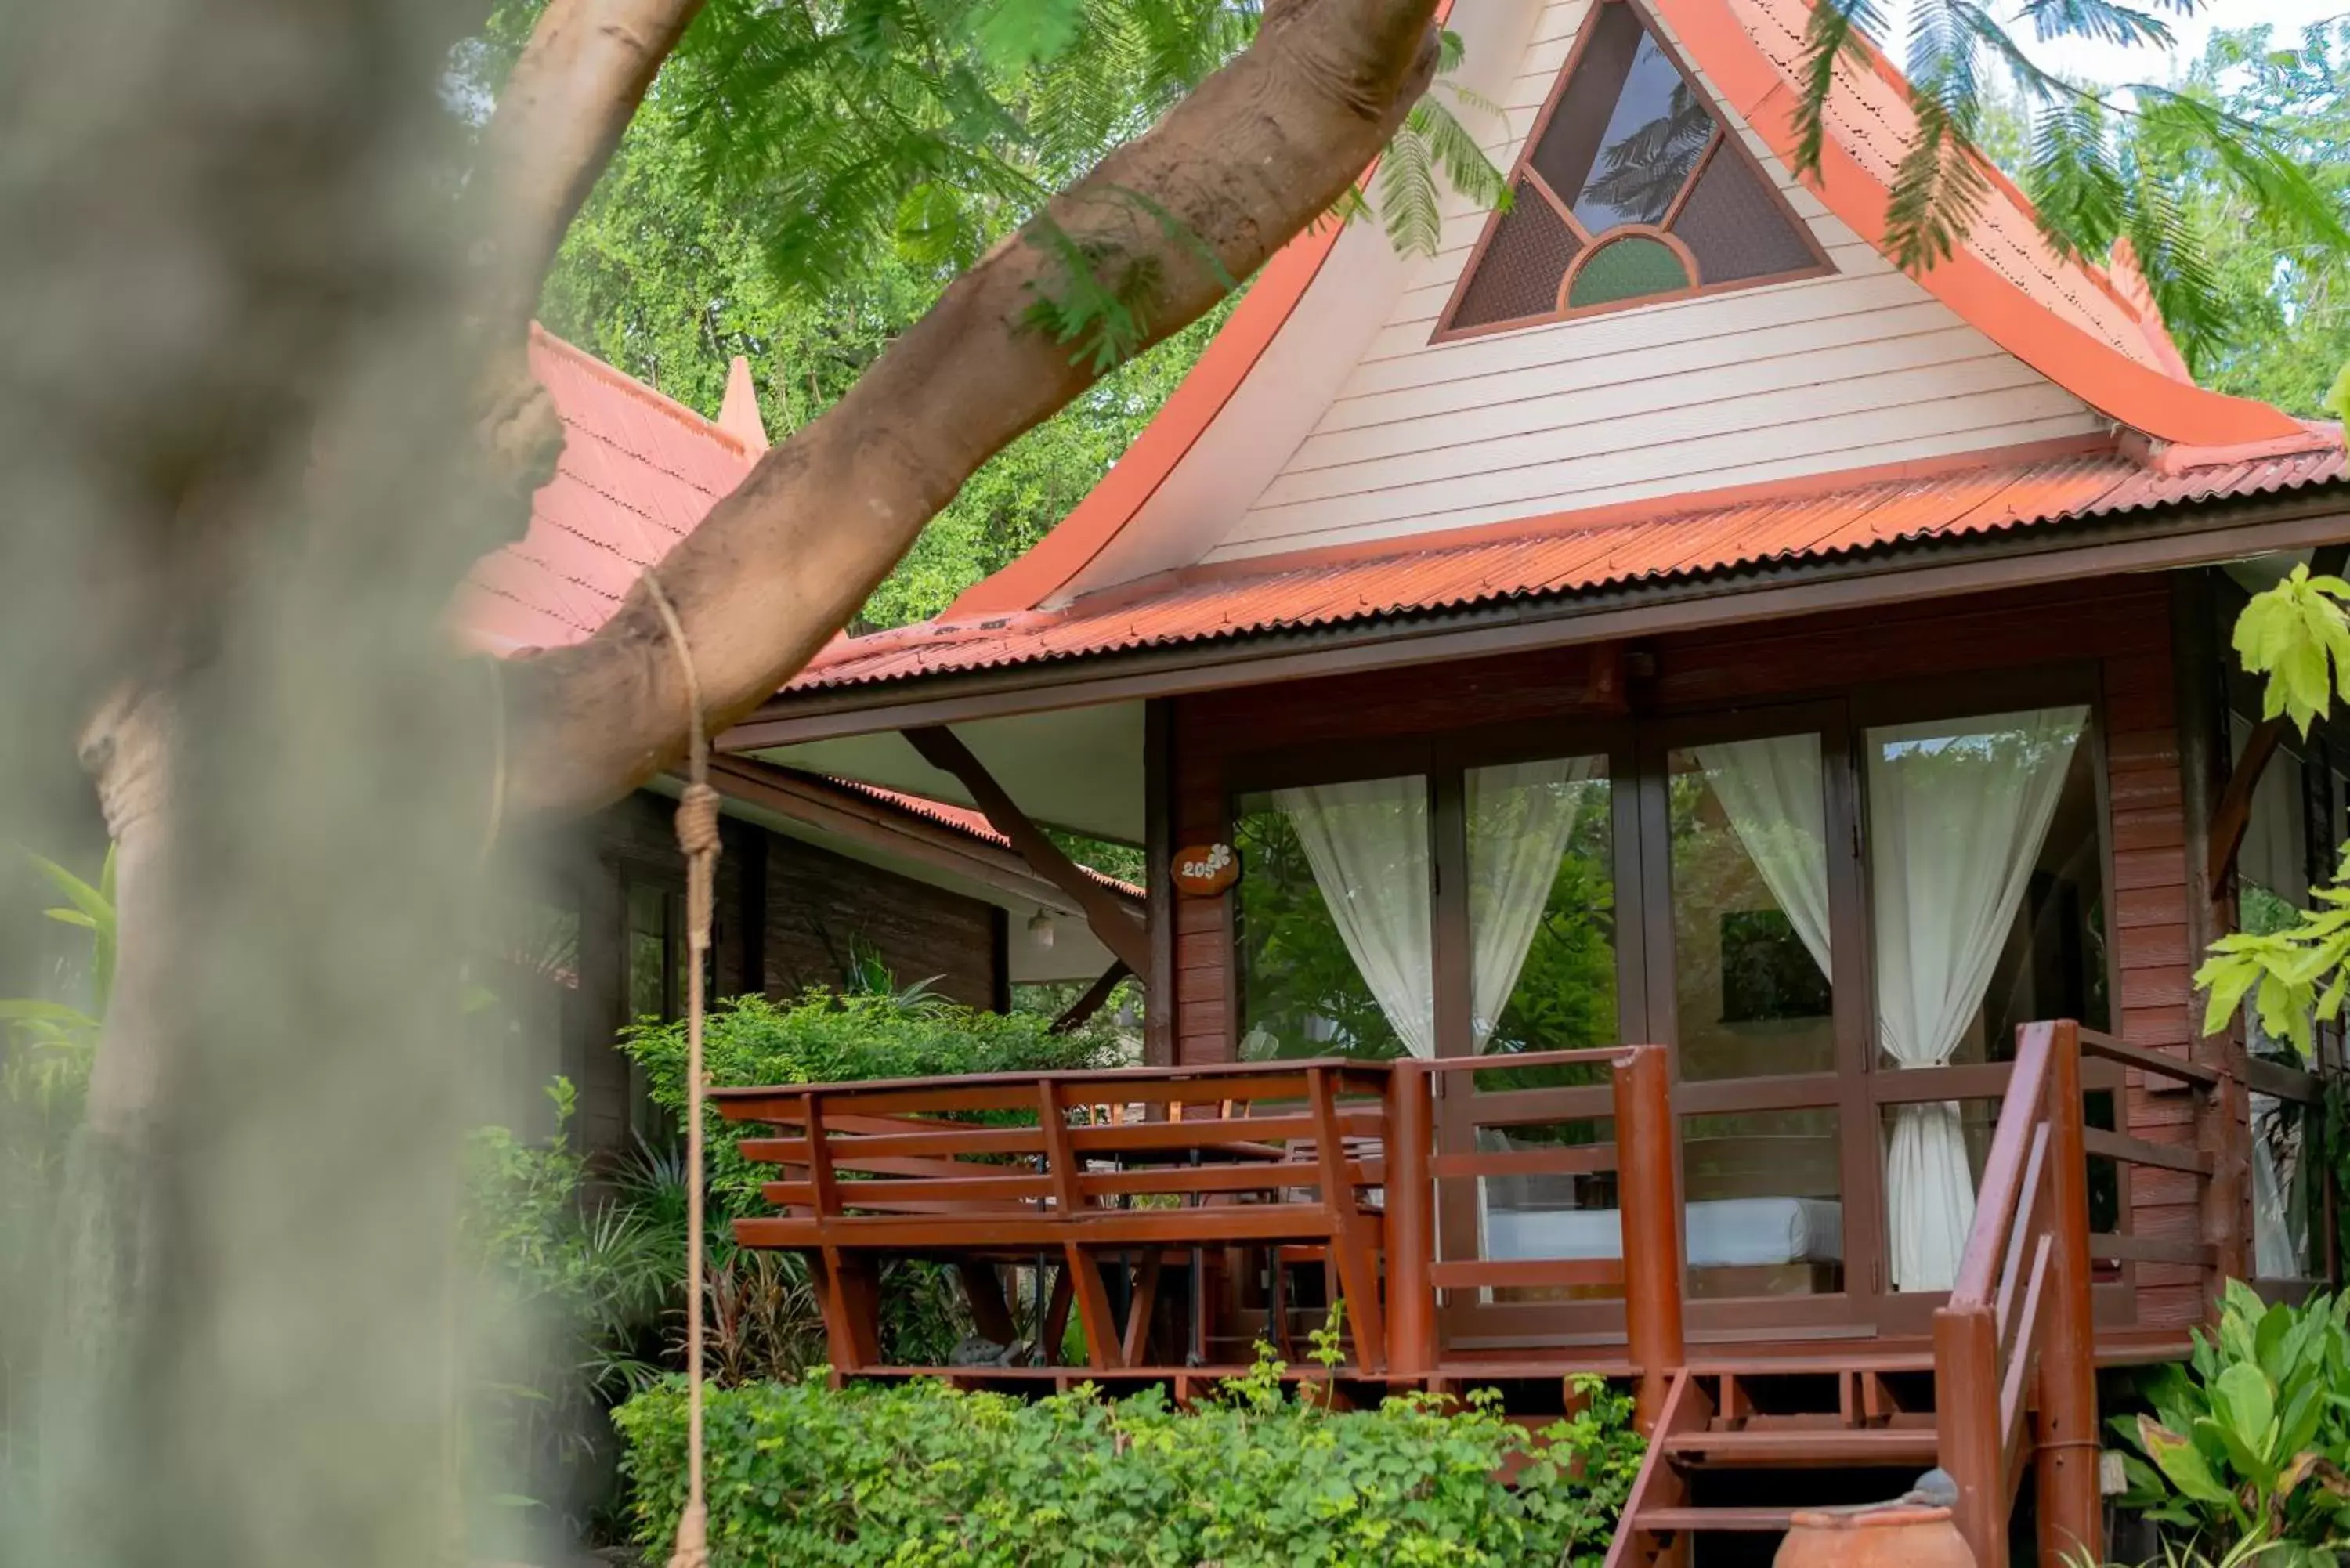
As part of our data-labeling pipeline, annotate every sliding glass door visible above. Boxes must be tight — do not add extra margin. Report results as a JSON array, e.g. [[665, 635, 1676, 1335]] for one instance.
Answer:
[[1224, 673, 2116, 1346], [1638, 708, 1878, 1337]]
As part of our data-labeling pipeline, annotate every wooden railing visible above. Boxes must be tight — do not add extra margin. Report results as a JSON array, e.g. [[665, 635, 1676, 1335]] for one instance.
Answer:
[[1936, 1020, 2224, 1568], [1386, 1045, 1683, 1425], [714, 1058, 1394, 1375]]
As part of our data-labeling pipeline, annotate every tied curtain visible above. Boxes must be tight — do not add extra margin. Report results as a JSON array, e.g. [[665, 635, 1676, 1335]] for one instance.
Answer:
[[1467, 757, 1602, 1049], [1869, 706, 2086, 1291], [1273, 778, 1437, 1057], [1693, 735, 1834, 983], [1273, 759, 1595, 1062]]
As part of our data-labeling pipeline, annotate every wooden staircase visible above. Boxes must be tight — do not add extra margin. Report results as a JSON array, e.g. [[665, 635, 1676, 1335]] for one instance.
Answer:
[[1603, 1353, 1943, 1567]]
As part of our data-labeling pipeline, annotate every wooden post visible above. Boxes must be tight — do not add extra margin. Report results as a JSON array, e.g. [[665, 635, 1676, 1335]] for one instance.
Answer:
[[1614, 1044, 1683, 1433], [2172, 570, 2251, 1301], [1934, 1304, 2007, 1568], [1385, 1060, 1436, 1381], [2037, 1021, 2103, 1566]]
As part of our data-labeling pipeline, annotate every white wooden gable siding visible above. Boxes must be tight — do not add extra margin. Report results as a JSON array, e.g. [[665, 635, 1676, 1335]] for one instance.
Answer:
[[1195, 0, 2108, 565]]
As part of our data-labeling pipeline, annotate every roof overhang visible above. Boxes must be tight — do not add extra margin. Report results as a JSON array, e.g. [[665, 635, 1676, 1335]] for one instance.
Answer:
[[726, 483, 2350, 749]]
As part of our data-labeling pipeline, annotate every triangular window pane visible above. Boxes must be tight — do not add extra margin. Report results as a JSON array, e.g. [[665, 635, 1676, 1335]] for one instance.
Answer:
[[1530, 7, 1713, 231], [1440, 0, 1824, 336]]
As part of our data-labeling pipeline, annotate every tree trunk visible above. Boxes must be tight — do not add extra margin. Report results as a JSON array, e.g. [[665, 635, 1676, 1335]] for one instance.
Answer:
[[497, 0, 1444, 815]]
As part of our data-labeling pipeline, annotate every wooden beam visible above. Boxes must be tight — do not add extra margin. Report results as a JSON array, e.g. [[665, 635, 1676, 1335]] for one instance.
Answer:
[[1142, 696, 1175, 1067], [703, 753, 1119, 918], [2207, 544, 2349, 887], [904, 725, 1152, 975], [1050, 960, 1130, 1035]]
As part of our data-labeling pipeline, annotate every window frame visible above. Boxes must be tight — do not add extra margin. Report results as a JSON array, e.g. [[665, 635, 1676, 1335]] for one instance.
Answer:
[[1429, 0, 1833, 343]]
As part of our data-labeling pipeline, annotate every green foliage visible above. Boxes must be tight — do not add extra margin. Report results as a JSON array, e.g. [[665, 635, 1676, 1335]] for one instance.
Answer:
[[2195, 569, 2350, 1056], [0, 846, 112, 1139], [459, 1078, 678, 1534], [624, 987, 1123, 1219], [613, 1360, 1643, 1567], [1790, 0, 2350, 359], [2113, 1283, 2350, 1566], [538, 74, 1227, 630], [2228, 564, 2350, 742]]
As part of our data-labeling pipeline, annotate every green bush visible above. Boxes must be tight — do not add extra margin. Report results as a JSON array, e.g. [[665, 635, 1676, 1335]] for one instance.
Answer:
[[614, 1361, 1643, 1567], [2113, 1281, 2350, 1566], [620, 988, 1125, 1231]]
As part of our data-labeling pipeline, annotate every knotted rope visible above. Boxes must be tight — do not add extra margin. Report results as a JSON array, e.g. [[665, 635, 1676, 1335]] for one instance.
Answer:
[[644, 573, 721, 1568]]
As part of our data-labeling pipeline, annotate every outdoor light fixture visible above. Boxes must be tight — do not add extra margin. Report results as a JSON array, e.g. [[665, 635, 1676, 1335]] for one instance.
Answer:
[[1027, 909, 1054, 948]]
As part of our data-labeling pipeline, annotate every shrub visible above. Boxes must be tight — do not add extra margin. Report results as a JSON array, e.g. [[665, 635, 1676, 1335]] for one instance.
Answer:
[[620, 988, 1128, 1368], [613, 1360, 1643, 1568], [2113, 1281, 2350, 1567]]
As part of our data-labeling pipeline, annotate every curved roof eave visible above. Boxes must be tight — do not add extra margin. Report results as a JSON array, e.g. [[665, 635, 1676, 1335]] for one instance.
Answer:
[[945, 0, 2304, 623]]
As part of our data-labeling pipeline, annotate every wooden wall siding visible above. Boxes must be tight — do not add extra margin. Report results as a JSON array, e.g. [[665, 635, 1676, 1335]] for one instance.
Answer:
[[569, 790, 1004, 1162], [1168, 576, 2204, 1326], [1202, 0, 2104, 565], [755, 833, 1000, 1011]]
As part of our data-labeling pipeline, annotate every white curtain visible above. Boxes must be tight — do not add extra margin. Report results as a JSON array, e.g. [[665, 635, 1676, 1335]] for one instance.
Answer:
[[1869, 706, 2087, 1292], [1468, 757, 1600, 1048], [2252, 1093, 2311, 1278], [1275, 777, 1436, 1059], [1694, 735, 1833, 981]]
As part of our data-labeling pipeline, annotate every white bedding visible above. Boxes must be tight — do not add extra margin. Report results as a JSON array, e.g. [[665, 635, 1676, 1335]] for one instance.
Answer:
[[1484, 1197, 1845, 1269]]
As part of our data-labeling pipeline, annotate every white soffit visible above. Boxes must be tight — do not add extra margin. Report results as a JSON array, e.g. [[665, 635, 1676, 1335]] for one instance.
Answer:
[[1054, 0, 1551, 597], [754, 700, 1147, 844]]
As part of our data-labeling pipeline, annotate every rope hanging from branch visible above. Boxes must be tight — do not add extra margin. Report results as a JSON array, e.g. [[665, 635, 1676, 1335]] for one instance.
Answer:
[[645, 573, 721, 1568]]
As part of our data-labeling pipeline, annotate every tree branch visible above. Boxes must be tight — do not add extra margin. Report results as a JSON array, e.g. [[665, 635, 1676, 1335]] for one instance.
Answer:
[[501, 0, 1444, 815], [467, 0, 707, 487]]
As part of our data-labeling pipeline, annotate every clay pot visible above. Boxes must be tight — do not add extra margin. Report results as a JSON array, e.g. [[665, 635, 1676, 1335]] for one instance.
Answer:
[[1773, 1505, 1976, 1568]]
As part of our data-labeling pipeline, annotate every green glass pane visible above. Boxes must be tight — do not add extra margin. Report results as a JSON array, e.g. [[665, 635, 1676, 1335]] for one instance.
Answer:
[[1566, 235, 1689, 308]]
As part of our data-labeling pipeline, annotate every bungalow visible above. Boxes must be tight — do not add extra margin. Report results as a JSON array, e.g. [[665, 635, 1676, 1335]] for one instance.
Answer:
[[696, 0, 2350, 1559], [451, 328, 1141, 1159]]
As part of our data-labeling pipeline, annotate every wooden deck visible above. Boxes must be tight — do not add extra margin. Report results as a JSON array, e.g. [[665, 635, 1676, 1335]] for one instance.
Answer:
[[714, 1021, 2227, 1568]]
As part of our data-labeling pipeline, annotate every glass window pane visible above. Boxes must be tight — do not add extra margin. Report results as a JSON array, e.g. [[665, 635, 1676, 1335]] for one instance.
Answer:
[[1528, 6, 1714, 232], [1683, 1107, 1843, 1299], [1566, 236, 1690, 308], [627, 881, 671, 1023], [1866, 706, 2092, 1293], [1668, 735, 1835, 1082], [1234, 775, 1429, 1061], [1466, 756, 1620, 1266], [1469, 756, 1618, 1056]]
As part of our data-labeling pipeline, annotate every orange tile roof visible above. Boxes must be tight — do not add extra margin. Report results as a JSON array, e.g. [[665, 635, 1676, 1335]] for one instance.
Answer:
[[449, 326, 760, 652], [792, 432, 2346, 693], [446, 330, 1121, 880]]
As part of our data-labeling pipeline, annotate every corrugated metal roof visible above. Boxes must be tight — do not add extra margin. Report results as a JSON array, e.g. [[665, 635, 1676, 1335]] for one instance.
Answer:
[[448, 326, 759, 652], [819, 776, 1143, 900], [791, 434, 2348, 693]]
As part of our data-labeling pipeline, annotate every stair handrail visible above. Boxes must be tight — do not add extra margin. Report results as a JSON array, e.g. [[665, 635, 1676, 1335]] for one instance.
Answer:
[[1933, 1020, 2101, 1568]]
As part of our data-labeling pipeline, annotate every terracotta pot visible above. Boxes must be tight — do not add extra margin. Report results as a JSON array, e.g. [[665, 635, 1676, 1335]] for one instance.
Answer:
[[1773, 1505, 1976, 1568]]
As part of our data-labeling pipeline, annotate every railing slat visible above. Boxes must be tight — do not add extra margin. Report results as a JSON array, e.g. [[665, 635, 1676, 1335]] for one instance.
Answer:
[[2081, 1126, 2214, 1176], [1428, 1143, 1614, 1180], [1428, 1257, 1625, 1291], [2076, 1030, 2219, 1089]]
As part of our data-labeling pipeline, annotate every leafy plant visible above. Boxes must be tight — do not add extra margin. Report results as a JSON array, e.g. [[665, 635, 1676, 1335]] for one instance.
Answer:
[[2113, 1282, 2350, 1566], [2196, 569, 2350, 1059], [613, 1354, 1644, 1567]]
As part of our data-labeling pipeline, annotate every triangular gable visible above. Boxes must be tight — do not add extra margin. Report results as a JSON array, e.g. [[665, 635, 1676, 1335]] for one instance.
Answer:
[[945, 0, 2311, 619], [1441, 0, 1824, 333]]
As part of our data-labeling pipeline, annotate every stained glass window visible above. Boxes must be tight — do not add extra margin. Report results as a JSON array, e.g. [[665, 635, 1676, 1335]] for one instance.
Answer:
[[1441, 0, 1821, 333]]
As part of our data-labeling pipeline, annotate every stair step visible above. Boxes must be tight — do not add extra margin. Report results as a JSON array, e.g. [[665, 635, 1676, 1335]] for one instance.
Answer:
[[1633, 1506, 1798, 1534], [1661, 1427, 1941, 1467]]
